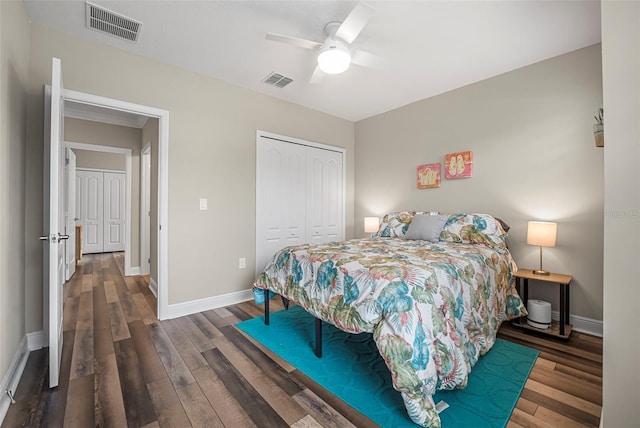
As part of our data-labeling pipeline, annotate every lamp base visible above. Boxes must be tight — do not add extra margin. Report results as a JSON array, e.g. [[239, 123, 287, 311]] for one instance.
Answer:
[[532, 269, 551, 276]]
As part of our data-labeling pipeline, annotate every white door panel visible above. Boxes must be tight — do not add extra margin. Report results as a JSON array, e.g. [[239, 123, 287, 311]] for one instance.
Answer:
[[104, 172, 125, 252], [64, 148, 77, 280], [44, 57, 64, 388]]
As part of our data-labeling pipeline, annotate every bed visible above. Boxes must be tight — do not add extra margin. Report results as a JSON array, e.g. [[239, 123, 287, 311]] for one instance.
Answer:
[[252, 212, 527, 427]]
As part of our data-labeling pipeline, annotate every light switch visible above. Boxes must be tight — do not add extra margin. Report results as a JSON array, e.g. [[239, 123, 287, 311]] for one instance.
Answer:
[[199, 198, 208, 210]]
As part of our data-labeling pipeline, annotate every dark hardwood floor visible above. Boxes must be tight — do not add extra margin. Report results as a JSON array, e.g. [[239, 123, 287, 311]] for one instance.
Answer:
[[2, 253, 602, 427]]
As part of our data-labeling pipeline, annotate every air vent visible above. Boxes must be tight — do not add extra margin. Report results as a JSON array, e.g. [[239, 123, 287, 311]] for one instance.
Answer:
[[86, 1, 142, 43], [262, 72, 293, 88]]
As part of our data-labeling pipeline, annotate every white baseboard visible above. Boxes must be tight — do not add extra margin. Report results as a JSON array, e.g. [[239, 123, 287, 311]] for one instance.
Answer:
[[166, 289, 254, 319], [0, 336, 30, 425], [149, 278, 158, 298], [552, 310, 603, 337], [26, 331, 44, 351], [125, 266, 141, 276]]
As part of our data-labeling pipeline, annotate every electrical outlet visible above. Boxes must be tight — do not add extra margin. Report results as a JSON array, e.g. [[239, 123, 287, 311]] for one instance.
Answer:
[[199, 198, 208, 210], [239, 258, 246, 269]]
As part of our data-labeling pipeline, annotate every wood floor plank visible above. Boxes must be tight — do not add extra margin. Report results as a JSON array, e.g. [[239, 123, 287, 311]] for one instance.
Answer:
[[81, 273, 93, 293], [69, 327, 94, 380], [509, 408, 556, 428], [124, 276, 141, 294], [202, 347, 289, 427], [108, 300, 131, 342], [191, 366, 256, 428], [176, 381, 225, 427], [292, 388, 357, 428], [133, 291, 157, 325], [146, 321, 196, 389], [114, 338, 158, 427], [63, 296, 79, 331], [147, 376, 192, 428], [94, 352, 128, 427], [534, 405, 597, 428], [189, 312, 224, 339], [75, 289, 93, 331], [39, 329, 76, 428], [104, 280, 119, 303], [128, 320, 167, 384], [524, 379, 601, 417], [529, 364, 602, 405], [161, 318, 209, 371], [63, 375, 95, 427], [174, 315, 216, 353]]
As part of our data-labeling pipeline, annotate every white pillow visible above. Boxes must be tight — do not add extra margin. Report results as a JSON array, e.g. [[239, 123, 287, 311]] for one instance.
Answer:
[[404, 214, 449, 242]]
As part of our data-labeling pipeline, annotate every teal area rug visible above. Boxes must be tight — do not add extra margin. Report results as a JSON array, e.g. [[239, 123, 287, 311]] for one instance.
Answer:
[[236, 306, 538, 427]]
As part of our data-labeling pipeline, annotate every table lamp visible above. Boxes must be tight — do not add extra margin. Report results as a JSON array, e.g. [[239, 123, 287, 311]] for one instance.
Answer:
[[364, 217, 380, 234], [526, 221, 557, 275]]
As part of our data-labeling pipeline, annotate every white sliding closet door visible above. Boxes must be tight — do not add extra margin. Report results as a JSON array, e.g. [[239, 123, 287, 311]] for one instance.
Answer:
[[256, 132, 344, 276]]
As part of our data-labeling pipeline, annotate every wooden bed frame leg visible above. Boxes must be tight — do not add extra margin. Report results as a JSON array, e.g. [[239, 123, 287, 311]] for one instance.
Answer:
[[315, 318, 322, 358], [264, 289, 269, 325]]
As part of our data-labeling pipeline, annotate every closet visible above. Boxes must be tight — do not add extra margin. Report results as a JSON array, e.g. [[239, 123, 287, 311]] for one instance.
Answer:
[[76, 169, 126, 254], [256, 132, 344, 275]]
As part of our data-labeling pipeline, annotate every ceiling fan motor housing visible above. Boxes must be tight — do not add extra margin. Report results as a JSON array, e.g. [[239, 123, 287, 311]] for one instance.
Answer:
[[317, 37, 351, 74]]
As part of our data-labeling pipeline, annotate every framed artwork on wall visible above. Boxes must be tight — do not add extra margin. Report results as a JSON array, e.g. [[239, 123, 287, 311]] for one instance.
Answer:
[[417, 163, 441, 188], [445, 151, 473, 179]]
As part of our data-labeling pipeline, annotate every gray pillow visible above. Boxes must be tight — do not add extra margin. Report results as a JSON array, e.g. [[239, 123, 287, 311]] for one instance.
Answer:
[[404, 214, 449, 242]]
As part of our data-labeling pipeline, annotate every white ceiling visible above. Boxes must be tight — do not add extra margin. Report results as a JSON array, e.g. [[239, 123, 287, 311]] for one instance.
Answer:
[[24, 0, 602, 122]]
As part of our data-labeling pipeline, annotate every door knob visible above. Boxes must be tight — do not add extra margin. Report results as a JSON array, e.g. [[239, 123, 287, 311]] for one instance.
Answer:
[[39, 235, 48, 241], [58, 234, 70, 240]]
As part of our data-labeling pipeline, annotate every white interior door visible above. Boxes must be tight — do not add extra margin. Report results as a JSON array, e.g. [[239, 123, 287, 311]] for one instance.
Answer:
[[43, 57, 65, 388], [78, 170, 104, 254], [64, 148, 77, 280], [103, 172, 126, 252]]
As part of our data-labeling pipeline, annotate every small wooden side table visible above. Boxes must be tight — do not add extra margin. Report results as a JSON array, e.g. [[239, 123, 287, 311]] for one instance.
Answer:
[[513, 269, 573, 339]]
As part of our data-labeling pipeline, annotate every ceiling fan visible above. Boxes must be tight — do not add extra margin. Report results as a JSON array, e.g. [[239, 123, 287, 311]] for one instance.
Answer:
[[265, 1, 378, 83]]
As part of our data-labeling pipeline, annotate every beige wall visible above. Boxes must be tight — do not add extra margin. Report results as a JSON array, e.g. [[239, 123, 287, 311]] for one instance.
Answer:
[[24, 24, 355, 330], [355, 45, 604, 323], [65, 117, 141, 266], [601, 1, 640, 426], [0, 0, 30, 381], [74, 149, 126, 171]]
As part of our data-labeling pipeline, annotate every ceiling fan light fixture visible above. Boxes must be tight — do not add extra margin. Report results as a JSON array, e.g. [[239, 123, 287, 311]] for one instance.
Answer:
[[317, 40, 351, 74]]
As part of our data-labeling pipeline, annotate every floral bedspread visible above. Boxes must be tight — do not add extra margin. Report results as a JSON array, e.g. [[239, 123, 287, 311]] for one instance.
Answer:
[[253, 237, 526, 427]]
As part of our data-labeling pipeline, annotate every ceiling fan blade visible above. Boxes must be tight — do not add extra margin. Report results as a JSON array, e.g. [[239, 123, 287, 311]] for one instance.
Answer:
[[335, 1, 375, 45], [309, 65, 325, 84], [351, 49, 383, 69], [266, 33, 322, 51]]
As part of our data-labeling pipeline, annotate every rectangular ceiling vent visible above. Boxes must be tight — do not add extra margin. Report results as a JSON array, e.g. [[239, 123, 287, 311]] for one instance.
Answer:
[[85, 1, 142, 43], [262, 72, 293, 88]]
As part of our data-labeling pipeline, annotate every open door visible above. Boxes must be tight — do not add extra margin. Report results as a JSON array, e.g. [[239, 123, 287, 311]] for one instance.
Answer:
[[42, 57, 66, 388], [65, 148, 76, 280]]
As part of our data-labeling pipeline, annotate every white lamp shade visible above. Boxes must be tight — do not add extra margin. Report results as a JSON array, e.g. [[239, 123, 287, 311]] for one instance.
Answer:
[[317, 40, 351, 74], [527, 221, 557, 247], [364, 217, 380, 233]]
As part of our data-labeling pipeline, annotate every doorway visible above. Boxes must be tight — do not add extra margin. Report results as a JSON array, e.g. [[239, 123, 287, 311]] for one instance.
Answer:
[[61, 88, 169, 320]]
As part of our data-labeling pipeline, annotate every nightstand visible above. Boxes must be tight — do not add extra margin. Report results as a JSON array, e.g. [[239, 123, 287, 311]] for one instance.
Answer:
[[513, 269, 573, 339]]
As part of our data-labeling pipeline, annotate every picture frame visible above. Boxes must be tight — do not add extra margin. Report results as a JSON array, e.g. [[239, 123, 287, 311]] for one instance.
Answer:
[[444, 151, 473, 179], [417, 163, 441, 188]]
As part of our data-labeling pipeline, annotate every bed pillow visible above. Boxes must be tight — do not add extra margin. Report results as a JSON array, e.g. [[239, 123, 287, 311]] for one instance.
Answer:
[[404, 214, 450, 242], [440, 213, 508, 249], [373, 211, 438, 238]]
